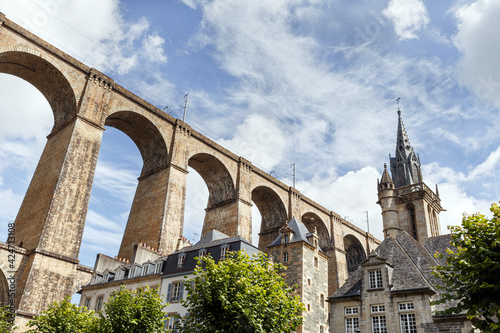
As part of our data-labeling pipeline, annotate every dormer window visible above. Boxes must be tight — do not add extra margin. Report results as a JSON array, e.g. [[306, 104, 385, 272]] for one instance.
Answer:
[[220, 245, 229, 259], [154, 261, 163, 274], [284, 234, 289, 244], [177, 254, 186, 268], [369, 270, 383, 289], [198, 249, 207, 258]]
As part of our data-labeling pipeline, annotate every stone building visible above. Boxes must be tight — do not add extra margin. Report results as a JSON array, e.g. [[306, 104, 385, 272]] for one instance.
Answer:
[[267, 218, 329, 333], [328, 110, 472, 333]]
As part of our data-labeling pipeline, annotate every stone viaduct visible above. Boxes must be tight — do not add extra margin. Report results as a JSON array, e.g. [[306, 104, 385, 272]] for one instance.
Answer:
[[0, 13, 379, 327]]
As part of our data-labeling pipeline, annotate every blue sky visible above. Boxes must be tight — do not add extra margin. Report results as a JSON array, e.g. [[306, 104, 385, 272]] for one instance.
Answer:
[[0, 0, 499, 269]]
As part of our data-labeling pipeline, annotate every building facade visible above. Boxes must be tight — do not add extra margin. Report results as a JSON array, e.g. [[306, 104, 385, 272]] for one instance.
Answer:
[[328, 109, 471, 333]]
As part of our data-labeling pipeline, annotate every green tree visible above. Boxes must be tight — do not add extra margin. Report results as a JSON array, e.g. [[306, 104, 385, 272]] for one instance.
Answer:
[[26, 296, 99, 333], [179, 251, 304, 333], [433, 202, 500, 332], [0, 306, 14, 333], [101, 285, 167, 333]]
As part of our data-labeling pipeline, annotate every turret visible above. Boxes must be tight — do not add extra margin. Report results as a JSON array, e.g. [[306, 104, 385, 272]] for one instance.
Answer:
[[377, 163, 400, 238]]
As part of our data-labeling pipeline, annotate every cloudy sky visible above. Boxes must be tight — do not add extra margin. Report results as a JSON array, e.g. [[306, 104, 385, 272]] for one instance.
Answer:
[[0, 0, 499, 269]]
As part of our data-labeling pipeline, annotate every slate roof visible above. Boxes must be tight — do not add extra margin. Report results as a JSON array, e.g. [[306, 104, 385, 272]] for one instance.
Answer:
[[329, 231, 454, 305], [268, 217, 314, 248]]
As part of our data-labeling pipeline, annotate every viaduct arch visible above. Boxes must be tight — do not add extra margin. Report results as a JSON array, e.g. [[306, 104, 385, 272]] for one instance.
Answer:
[[0, 13, 379, 327]]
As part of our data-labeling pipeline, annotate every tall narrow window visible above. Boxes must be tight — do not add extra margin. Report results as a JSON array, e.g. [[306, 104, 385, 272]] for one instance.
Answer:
[[369, 270, 383, 289], [408, 205, 417, 240], [283, 252, 289, 263], [95, 296, 103, 311], [177, 254, 186, 268], [345, 317, 359, 333], [284, 234, 289, 244], [400, 313, 417, 333], [372, 315, 387, 333], [220, 245, 229, 259]]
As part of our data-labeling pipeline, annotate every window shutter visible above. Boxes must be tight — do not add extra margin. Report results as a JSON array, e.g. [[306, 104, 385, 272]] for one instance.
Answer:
[[179, 281, 184, 300], [166, 283, 172, 302]]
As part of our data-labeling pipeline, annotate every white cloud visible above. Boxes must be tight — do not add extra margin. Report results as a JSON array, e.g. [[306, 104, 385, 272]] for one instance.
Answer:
[[143, 34, 168, 63], [217, 114, 289, 171], [383, 0, 430, 40], [453, 0, 500, 110], [92, 161, 138, 203]]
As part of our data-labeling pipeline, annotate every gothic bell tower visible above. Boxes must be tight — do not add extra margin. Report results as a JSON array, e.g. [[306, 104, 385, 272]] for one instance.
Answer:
[[377, 105, 444, 244]]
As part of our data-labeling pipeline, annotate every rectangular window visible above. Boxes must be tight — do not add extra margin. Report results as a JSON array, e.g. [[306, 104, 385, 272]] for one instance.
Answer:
[[155, 261, 163, 274], [221, 246, 229, 259], [95, 296, 103, 311], [345, 317, 359, 333], [345, 307, 359, 315], [372, 315, 387, 333], [369, 270, 383, 289], [400, 313, 417, 333], [198, 250, 207, 258], [177, 255, 185, 268], [171, 282, 182, 302], [320, 294, 324, 308], [399, 302, 415, 311], [83, 297, 91, 308], [283, 252, 288, 263], [314, 257, 318, 268], [165, 313, 178, 330], [320, 325, 324, 333], [371, 305, 385, 313]]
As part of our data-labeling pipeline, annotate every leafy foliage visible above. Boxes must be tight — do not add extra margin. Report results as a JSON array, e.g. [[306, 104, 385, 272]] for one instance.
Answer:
[[433, 202, 500, 332], [179, 251, 304, 333], [101, 285, 167, 333], [0, 306, 14, 333], [27, 296, 99, 333], [26, 286, 167, 333]]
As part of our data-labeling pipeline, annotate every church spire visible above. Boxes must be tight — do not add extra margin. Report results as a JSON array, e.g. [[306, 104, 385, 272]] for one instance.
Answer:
[[389, 103, 422, 188]]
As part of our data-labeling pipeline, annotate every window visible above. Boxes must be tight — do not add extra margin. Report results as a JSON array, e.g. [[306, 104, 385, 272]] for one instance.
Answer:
[[95, 296, 103, 311], [83, 297, 91, 308], [165, 313, 180, 331], [320, 294, 324, 308], [314, 257, 318, 268], [283, 252, 289, 263], [400, 313, 417, 333], [308, 278, 311, 286], [399, 302, 415, 311], [307, 304, 310, 311], [198, 249, 207, 258], [155, 261, 163, 274], [284, 234, 289, 244], [345, 317, 359, 333], [220, 245, 229, 259], [408, 206, 417, 240], [177, 254, 186, 268], [371, 305, 385, 313], [102, 273, 109, 282], [369, 270, 383, 289], [345, 307, 359, 315], [372, 315, 387, 333], [320, 325, 324, 333], [141, 264, 148, 275]]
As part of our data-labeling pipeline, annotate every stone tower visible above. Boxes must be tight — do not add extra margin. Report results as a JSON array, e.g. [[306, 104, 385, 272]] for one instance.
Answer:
[[377, 109, 444, 244]]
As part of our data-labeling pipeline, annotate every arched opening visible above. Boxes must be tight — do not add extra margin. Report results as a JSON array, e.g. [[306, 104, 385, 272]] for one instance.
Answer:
[[188, 153, 236, 238], [188, 153, 235, 207], [0, 73, 52, 243], [93, 110, 169, 264], [407, 203, 417, 240], [0, 51, 77, 128], [301, 212, 330, 251], [184, 167, 209, 243], [251, 186, 288, 250], [81, 127, 143, 266], [0, 269, 9, 306], [344, 235, 366, 273]]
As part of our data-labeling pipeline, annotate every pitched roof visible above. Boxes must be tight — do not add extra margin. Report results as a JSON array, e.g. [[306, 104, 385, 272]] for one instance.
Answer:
[[268, 217, 314, 248], [330, 231, 444, 300]]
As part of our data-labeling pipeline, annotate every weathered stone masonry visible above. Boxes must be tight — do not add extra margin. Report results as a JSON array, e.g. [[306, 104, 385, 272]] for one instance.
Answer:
[[0, 12, 379, 329]]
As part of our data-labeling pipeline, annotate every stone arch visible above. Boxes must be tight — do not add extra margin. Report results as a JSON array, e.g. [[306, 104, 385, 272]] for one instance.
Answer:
[[301, 212, 330, 251], [252, 186, 288, 249], [104, 111, 168, 176], [0, 268, 8, 306], [344, 234, 366, 273], [188, 153, 236, 208], [0, 50, 77, 128]]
